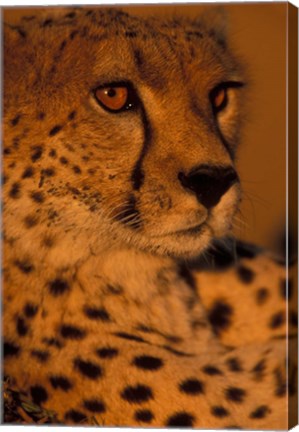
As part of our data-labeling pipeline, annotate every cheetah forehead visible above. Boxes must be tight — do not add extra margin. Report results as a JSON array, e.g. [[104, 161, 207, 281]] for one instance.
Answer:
[[4, 7, 243, 122]]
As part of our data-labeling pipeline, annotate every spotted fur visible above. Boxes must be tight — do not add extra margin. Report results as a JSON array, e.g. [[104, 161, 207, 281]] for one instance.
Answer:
[[3, 7, 297, 428]]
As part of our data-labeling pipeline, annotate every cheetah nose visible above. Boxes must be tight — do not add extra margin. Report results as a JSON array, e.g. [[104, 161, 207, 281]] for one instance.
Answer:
[[178, 165, 239, 209]]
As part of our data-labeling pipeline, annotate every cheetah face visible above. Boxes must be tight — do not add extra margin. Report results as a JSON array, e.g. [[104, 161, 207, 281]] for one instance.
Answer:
[[4, 10, 245, 259]]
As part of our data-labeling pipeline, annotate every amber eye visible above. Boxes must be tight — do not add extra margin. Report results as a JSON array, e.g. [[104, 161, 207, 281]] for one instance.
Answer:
[[94, 83, 138, 113], [211, 87, 228, 113]]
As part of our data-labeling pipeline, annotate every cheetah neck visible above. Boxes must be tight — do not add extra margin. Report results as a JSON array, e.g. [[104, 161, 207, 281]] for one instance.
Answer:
[[5, 223, 218, 354]]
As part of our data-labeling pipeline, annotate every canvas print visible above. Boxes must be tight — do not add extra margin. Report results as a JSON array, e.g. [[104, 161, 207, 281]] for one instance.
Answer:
[[2, 2, 298, 429]]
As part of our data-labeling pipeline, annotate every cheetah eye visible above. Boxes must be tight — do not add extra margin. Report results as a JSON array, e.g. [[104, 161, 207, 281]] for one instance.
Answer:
[[211, 88, 227, 113], [210, 81, 244, 114], [94, 82, 138, 113]]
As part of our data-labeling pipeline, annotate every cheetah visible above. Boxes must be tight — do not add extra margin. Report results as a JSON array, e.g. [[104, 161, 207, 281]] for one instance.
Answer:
[[2, 6, 297, 428]]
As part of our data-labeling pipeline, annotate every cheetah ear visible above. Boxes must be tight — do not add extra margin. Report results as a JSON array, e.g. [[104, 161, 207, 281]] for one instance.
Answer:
[[196, 6, 228, 41]]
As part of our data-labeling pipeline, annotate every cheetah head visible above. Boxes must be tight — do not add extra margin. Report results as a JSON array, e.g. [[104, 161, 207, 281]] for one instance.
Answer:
[[3, 8, 245, 261]]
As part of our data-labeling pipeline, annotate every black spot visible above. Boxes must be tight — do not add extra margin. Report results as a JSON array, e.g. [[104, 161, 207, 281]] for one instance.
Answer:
[[31, 349, 50, 362], [12, 138, 20, 149], [38, 112, 45, 120], [11, 114, 21, 126], [49, 125, 62, 136], [68, 186, 80, 195], [22, 166, 34, 178], [4, 341, 20, 357], [133, 355, 163, 371], [251, 359, 266, 381], [114, 332, 147, 344], [65, 12, 76, 18], [256, 288, 269, 305], [165, 334, 183, 344], [69, 30, 79, 40], [208, 300, 233, 335], [9, 182, 21, 199], [48, 209, 58, 220], [14, 259, 34, 274], [74, 358, 102, 380], [42, 236, 54, 248], [42, 337, 62, 349], [83, 306, 110, 322], [30, 385, 48, 405], [225, 387, 246, 403], [249, 405, 270, 419], [226, 357, 243, 372], [59, 156, 68, 165], [49, 149, 57, 158], [83, 399, 105, 413], [73, 165, 82, 174], [24, 215, 39, 228], [133, 49, 143, 67], [68, 111, 76, 120], [202, 365, 223, 375], [125, 31, 138, 38], [106, 284, 123, 295], [121, 384, 153, 404], [16, 317, 28, 336], [60, 324, 86, 339], [4, 147, 11, 155], [96, 347, 119, 359], [50, 375, 73, 391], [31, 191, 45, 203], [166, 412, 195, 427], [269, 311, 285, 329], [179, 378, 205, 395], [48, 278, 69, 296], [58, 39, 67, 51], [186, 30, 203, 38], [42, 167, 55, 177], [65, 409, 86, 423], [31, 146, 43, 162], [24, 303, 38, 318], [135, 409, 154, 423], [42, 18, 53, 27], [211, 406, 230, 418], [236, 265, 255, 284], [44, 236, 55, 247]]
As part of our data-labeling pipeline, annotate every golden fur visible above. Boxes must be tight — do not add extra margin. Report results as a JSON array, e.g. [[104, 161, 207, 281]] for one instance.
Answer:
[[3, 7, 297, 428]]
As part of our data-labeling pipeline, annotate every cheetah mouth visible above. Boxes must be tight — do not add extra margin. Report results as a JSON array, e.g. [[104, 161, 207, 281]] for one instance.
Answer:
[[173, 223, 204, 236], [150, 223, 205, 238]]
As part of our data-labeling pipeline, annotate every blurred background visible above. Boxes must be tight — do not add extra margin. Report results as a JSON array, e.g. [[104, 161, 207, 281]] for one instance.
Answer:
[[3, 3, 290, 255]]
